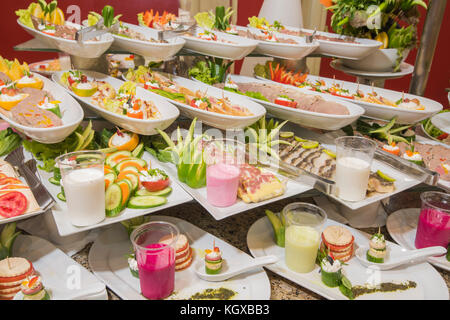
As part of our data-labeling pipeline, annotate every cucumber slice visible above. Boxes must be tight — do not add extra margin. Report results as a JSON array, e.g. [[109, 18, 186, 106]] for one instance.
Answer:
[[127, 195, 167, 209], [114, 158, 147, 172], [105, 151, 132, 167], [49, 177, 61, 186], [135, 187, 172, 197], [57, 192, 66, 202], [119, 166, 140, 174], [75, 153, 104, 162], [104, 172, 117, 188], [321, 269, 342, 288], [116, 179, 133, 206], [53, 167, 61, 180], [105, 183, 123, 217], [131, 142, 145, 158], [366, 250, 384, 263], [121, 172, 139, 191]]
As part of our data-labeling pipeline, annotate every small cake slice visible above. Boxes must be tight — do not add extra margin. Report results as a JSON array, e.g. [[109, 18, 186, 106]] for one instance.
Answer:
[[21, 276, 50, 300], [205, 243, 223, 275], [0, 257, 34, 300], [321, 226, 354, 262], [367, 229, 387, 263]]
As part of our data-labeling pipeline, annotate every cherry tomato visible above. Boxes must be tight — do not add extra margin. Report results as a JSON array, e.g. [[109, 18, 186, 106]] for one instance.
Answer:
[[142, 178, 170, 192]]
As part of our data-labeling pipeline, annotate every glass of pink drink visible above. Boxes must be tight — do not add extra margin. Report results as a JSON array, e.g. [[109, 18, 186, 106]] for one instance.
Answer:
[[204, 139, 242, 208], [206, 162, 240, 207], [415, 192, 450, 249], [130, 221, 179, 300]]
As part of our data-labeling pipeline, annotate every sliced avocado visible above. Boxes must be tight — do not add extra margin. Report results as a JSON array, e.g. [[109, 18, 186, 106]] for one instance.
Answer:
[[265, 210, 285, 247]]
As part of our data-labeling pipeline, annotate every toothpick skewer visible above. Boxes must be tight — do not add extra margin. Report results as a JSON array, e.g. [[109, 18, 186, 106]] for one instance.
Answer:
[[7, 256, 11, 270]]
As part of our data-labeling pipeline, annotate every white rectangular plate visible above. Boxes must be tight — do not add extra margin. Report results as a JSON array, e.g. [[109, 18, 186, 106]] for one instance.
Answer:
[[150, 154, 312, 221], [28, 150, 193, 236], [12, 234, 107, 300], [247, 216, 449, 300], [287, 124, 424, 210], [89, 215, 271, 300]]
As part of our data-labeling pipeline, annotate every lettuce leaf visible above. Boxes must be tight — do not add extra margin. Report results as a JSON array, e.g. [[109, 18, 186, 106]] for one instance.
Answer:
[[137, 13, 145, 26], [16, 3, 37, 29]]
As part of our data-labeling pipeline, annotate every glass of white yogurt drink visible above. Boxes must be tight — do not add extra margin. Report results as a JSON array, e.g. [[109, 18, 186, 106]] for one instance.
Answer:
[[334, 136, 377, 202], [56, 151, 106, 226]]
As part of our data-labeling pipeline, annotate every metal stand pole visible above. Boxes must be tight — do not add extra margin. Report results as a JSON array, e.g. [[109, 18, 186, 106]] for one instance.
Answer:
[[409, 0, 447, 96]]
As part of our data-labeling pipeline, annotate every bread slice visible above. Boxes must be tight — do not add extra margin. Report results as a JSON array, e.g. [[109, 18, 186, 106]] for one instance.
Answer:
[[0, 258, 32, 278], [322, 226, 353, 247]]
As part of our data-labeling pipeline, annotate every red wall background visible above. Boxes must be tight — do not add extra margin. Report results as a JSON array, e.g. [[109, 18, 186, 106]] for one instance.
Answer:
[[1, 0, 448, 107]]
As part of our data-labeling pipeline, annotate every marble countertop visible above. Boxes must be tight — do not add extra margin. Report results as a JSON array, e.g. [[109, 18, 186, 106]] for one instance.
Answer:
[[71, 190, 450, 300]]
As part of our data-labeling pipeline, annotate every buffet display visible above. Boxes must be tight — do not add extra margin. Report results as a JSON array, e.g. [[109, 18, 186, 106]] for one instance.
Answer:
[[0, 0, 448, 302]]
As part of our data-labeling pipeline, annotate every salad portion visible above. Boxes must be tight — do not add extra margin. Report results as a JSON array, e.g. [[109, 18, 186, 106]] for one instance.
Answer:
[[194, 9, 299, 45], [0, 57, 64, 128], [61, 70, 160, 121], [216, 77, 350, 116], [87, 6, 168, 44], [254, 61, 427, 111], [16, 0, 85, 41], [138, 9, 181, 31], [422, 110, 450, 144], [125, 67, 253, 117], [249, 16, 358, 44]]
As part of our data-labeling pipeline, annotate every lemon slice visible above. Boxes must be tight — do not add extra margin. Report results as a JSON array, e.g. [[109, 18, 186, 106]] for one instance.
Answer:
[[375, 32, 388, 49], [302, 141, 319, 149], [294, 136, 307, 142], [323, 149, 336, 158], [280, 131, 294, 138], [376, 170, 396, 182]]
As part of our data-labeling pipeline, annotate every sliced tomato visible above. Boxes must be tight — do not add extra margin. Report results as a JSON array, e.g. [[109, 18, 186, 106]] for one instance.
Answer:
[[321, 233, 354, 252], [274, 98, 297, 108], [0, 177, 23, 185], [0, 191, 28, 218], [0, 264, 34, 284], [0, 185, 28, 190], [437, 133, 449, 140], [142, 178, 170, 192]]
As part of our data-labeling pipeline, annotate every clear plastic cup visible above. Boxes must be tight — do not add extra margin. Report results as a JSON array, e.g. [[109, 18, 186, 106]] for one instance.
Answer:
[[415, 191, 450, 249], [130, 221, 179, 300], [334, 136, 377, 202], [282, 202, 327, 273], [204, 139, 243, 207], [55, 151, 105, 226]]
